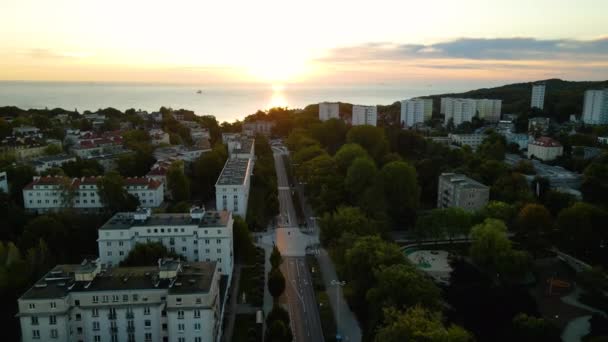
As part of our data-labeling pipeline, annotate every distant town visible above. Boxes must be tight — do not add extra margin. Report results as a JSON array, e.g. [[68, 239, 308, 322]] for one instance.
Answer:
[[1, 79, 608, 342]]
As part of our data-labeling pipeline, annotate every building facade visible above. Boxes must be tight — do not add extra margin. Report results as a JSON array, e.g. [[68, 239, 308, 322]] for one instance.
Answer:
[[582, 89, 608, 125], [527, 137, 564, 161], [242, 121, 274, 137], [351, 105, 377, 126], [448, 133, 485, 150], [318, 102, 340, 121], [31, 154, 77, 173], [400, 98, 433, 128], [475, 99, 502, 122], [442, 98, 477, 126], [215, 158, 253, 218], [531, 84, 546, 110], [97, 208, 234, 277], [18, 258, 221, 342], [23, 176, 164, 213], [437, 173, 490, 212]]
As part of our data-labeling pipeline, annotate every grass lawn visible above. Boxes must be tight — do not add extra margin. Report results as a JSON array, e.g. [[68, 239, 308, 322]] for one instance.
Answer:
[[231, 314, 261, 342]]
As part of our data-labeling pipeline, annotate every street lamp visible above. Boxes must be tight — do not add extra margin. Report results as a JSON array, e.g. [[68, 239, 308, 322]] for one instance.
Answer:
[[331, 280, 346, 341]]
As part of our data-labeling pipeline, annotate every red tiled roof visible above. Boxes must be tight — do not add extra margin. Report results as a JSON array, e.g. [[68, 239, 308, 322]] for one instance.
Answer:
[[532, 136, 562, 147]]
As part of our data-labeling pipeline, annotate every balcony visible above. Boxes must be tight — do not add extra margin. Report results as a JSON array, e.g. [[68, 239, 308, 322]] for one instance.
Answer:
[[126, 312, 134, 319], [108, 313, 117, 320]]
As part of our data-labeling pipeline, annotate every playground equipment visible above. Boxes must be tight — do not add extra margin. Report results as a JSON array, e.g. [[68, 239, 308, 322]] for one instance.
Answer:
[[547, 277, 571, 296]]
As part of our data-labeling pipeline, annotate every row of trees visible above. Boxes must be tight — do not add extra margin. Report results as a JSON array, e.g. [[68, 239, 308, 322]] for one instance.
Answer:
[[246, 136, 279, 231], [265, 246, 292, 342]]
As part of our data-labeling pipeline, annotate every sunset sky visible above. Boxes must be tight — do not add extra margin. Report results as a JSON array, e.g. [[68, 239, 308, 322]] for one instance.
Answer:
[[1, 0, 607, 85]]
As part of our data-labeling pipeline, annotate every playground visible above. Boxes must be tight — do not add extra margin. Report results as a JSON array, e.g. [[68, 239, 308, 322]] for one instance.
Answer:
[[406, 249, 452, 285]]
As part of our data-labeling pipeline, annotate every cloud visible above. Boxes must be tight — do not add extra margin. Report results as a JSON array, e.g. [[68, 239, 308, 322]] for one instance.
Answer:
[[25, 48, 93, 59], [320, 37, 608, 62]]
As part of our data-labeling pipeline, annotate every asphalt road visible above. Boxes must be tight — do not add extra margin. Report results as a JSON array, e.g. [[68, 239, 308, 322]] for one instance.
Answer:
[[272, 147, 324, 342]]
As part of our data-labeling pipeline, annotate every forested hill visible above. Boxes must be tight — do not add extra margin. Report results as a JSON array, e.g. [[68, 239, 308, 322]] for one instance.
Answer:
[[424, 79, 608, 122]]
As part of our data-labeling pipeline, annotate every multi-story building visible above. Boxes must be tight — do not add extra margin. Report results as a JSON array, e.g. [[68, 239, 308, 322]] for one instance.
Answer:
[[442, 98, 477, 126], [528, 117, 551, 135], [149, 129, 171, 146], [582, 89, 608, 125], [215, 158, 253, 218], [31, 154, 77, 173], [23, 176, 164, 213], [351, 105, 377, 126], [437, 173, 490, 212], [504, 133, 529, 150], [531, 84, 546, 110], [475, 99, 502, 122], [318, 102, 340, 121], [400, 98, 433, 128], [18, 258, 222, 342], [226, 137, 254, 160], [448, 133, 485, 150], [12, 126, 41, 137], [242, 121, 275, 137], [98, 208, 234, 275], [527, 137, 564, 161]]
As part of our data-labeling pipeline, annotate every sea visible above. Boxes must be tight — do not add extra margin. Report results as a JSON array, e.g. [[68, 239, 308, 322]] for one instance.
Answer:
[[0, 81, 496, 122]]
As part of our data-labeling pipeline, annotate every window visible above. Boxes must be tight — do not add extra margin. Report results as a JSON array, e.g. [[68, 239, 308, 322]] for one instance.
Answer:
[[195, 298, 202, 305], [217, 248, 221, 253], [102, 295, 108, 303], [119, 241, 123, 246], [144, 307, 150, 315], [195, 338, 202, 342], [178, 323, 185, 331], [133, 294, 139, 301], [75, 300, 80, 306], [31, 316, 38, 325], [145, 333, 152, 342], [107, 251, 112, 256], [29, 303, 36, 309], [144, 320, 151, 327], [50, 329, 58, 339], [49, 315, 57, 325], [178, 310, 184, 319], [32, 330, 40, 339], [194, 323, 201, 330], [112, 295, 119, 302], [178, 338, 185, 342], [217, 239, 221, 244], [75, 314, 81, 321], [50, 301, 56, 309], [176, 297, 182, 305], [92, 308, 99, 317], [94, 336, 101, 342], [205, 239, 209, 244], [182, 246, 187, 252], [128, 334, 135, 342], [93, 321, 100, 331]]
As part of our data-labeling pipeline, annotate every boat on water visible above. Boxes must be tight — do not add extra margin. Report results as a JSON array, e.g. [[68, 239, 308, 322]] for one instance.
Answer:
[[196, 90, 202, 94]]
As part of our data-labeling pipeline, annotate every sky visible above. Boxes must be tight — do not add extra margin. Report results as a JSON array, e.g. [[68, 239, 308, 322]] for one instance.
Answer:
[[0, 0, 607, 86]]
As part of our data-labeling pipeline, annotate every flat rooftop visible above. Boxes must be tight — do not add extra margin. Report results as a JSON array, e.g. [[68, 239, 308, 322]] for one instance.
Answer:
[[216, 158, 251, 186], [100, 210, 231, 230], [20, 259, 217, 300], [440, 173, 489, 189]]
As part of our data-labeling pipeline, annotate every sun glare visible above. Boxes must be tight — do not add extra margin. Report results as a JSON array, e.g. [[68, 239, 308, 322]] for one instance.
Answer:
[[269, 86, 288, 108]]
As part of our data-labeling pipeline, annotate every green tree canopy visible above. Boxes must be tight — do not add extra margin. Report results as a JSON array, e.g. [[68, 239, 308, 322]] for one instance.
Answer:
[[120, 242, 179, 266], [166, 161, 190, 202]]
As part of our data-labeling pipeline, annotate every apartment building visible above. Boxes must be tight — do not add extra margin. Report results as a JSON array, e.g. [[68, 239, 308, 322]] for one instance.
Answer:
[[215, 158, 253, 218], [318, 102, 340, 121], [148, 129, 171, 146], [31, 154, 77, 173], [226, 137, 254, 160], [531, 84, 546, 110], [582, 89, 608, 125], [528, 117, 551, 135], [242, 121, 275, 137], [442, 98, 501, 125], [504, 133, 529, 150], [475, 99, 502, 122], [400, 98, 433, 128], [22, 176, 164, 213], [527, 137, 564, 161], [437, 173, 490, 212], [18, 258, 221, 342], [97, 208, 234, 278], [448, 133, 485, 150], [352, 105, 377, 126]]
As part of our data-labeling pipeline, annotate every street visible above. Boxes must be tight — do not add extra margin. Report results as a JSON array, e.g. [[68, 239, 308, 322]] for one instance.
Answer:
[[272, 146, 325, 342]]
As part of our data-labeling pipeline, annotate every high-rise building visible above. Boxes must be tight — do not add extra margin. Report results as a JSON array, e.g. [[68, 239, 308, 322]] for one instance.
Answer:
[[442, 98, 477, 126], [582, 89, 608, 125], [400, 98, 433, 128], [18, 258, 223, 342], [475, 99, 502, 122], [351, 105, 378, 126], [531, 84, 546, 110], [437, 173, 489, 212], [318, 102, 340, 121]]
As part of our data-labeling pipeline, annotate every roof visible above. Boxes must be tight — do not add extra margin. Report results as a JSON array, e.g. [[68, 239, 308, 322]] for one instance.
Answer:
[[99, 210, 231, 230], [440, 173, 489, 189], [531, 136, 562, 147], [31, 154, 75, 164], [24, 176, 161, 190], [20, 259, 217, 299], [216, 158, 251, 186]]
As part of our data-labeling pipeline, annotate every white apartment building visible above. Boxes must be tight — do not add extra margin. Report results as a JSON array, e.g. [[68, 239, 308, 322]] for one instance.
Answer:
[[23, 176, 164, 213], [449, 133, 485, 150], [400, 98, 433, 128], [242, 121, 275, 137], [442, 98, 477, 126], [582, 89, 608, 125], [215, 158, 253, 218], [437, 173, 490, 212], [531, 84, 546, 110], [318, 102, 340, 121], [226, 137, 255, 160], [149, 129, 171, 146], [527, 137, 564, 161], [18, 258, 222, 342], [352, 105, 378, 126], [475, 99, 502, 122], [98, 208, 234, 277]]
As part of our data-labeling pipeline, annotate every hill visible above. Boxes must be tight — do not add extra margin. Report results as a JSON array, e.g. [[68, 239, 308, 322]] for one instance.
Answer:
[[424, 79, 608, 122]]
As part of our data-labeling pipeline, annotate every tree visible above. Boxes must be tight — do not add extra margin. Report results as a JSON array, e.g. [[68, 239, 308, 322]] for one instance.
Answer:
[[310, 118, 347, 154], [292, 144, 326, 166], [469, 219, 512, 271], [556, 202, 608, 260], [414, 207, 473, 241], [346, 126, 389, 163], [491, 172, 533, 203], [43, 144, 63, 155], [97, 172, 139, 212], [192, 144, 227, 200], [166, 161, 190, 201], [345, 157, 377, 202], [120, 242, 178, 266], [267, 268, 286, 298], [374, 306, 473, 342], [334, 143, 372, 173], [480, 201, 516, 226], [581, 154, 608, 205], [511, 313, 561, 342], [318, 206, 376, 247], [379, 161, 420, 224], [515, 204, 552, 253], [62, 158, 104, 177], [233, 217, 255, 263], [270, 245, 283, 269], [20, 215, 69, 260]]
